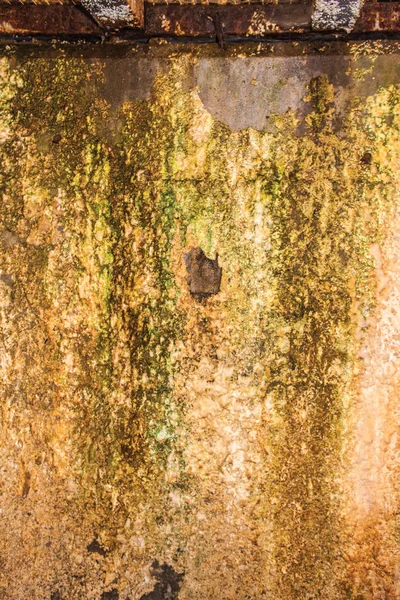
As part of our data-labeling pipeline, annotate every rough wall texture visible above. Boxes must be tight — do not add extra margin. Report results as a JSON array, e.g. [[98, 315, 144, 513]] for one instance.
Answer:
[[1, 41, 400, 600]]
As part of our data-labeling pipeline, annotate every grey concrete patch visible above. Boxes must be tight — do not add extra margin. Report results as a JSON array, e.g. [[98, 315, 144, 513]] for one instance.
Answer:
[[194, 56, 350, 130]]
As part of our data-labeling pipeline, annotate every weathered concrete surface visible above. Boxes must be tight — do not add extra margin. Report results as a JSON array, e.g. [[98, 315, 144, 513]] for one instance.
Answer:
[[81, 0, 144, 29], [312, 0, 364, 32], [1, 41, 400, 599]]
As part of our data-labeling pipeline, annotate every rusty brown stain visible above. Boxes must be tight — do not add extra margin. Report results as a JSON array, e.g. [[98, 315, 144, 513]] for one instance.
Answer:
[[0, 5, 103, 36], [144, 3, 313, 38], [355, 1, 400, 32]]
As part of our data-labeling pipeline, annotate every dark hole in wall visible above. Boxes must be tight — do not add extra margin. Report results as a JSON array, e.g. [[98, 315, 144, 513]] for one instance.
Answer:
[[184, 247, 222, 301], [87, 538, 108, 557], [101, 590, 119, 600], [139, 561, 184, 600]]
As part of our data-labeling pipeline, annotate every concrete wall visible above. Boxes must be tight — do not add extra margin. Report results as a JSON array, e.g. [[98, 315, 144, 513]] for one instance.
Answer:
[[1, 41, 400, 599]]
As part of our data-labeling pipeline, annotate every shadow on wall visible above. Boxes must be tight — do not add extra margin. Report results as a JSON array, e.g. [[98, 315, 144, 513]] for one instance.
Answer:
[[139, 561, 184, 600]]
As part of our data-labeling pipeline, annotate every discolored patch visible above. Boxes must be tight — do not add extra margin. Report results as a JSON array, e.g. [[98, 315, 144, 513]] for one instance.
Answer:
[[87, 539, 107, 557], [139, 561, 184, 600], [184, 247, 222, 301], [21, 471, 31, 499], [101, 589, 119, 600], [360, 151, 372, 166]]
